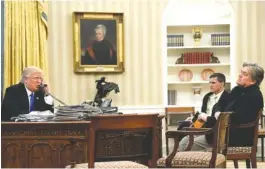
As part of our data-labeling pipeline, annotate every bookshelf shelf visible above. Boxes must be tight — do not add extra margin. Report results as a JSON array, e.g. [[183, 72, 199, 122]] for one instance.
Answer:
[[168, 80, 231, 84], [168, 63, 230, 67], [167, 45, 230, 49]]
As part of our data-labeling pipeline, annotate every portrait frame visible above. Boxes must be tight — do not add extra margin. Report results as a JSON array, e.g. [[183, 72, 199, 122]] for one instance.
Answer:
[[73, 12, 124, 73]]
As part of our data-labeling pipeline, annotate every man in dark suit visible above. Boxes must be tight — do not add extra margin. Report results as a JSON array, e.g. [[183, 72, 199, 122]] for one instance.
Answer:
[[178, 73, 229, 151], [1, 66, 54, 121]]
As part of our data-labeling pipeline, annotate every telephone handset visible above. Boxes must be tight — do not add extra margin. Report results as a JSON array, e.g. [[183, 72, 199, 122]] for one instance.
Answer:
[[38, 83, 48, 95]]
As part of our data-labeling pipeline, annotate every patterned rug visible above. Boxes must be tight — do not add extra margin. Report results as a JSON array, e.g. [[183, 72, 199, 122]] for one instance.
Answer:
[[227, 160, 265, 168]]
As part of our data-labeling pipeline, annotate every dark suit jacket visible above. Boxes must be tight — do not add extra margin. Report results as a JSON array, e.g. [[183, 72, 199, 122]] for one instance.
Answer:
[[1, 83, 54, 121], [201, 91, 229, 144], [81, 39, 117, 65], [224, 85, 264, 146]]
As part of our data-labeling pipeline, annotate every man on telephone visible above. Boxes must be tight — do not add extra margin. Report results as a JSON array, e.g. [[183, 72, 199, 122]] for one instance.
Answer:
[[1, 66, 54, 121], [178, 73, 229, 151]]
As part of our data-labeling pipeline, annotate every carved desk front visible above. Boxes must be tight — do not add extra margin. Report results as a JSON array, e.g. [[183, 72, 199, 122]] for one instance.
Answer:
[[2, 114, 164, 168], [1, 121, 90, 168]]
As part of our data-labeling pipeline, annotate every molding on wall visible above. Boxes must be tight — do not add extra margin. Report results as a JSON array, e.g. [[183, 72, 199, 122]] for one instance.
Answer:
[[118, 105, 165, 114]]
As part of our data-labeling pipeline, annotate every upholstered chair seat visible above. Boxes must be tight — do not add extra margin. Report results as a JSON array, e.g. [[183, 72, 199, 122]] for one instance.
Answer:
[[66, 161, 148, 168], [157, 152, 225, 168], [259, 129, 265, 135], [227, 147, 252, 154]]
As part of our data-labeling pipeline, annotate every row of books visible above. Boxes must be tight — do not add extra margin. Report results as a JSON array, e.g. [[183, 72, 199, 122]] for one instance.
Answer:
[[167, 35, 184, 47], [211, 33, 230, 46], [168, 90, 177, 105], [176, 52, 213, 64]]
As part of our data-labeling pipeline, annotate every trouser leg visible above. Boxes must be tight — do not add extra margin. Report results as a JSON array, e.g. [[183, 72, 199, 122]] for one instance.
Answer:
[[178, 135, 211, 151]]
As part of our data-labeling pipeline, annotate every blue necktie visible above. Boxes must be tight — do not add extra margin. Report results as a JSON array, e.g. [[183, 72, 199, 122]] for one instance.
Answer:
[[29, 93, 35, 112]]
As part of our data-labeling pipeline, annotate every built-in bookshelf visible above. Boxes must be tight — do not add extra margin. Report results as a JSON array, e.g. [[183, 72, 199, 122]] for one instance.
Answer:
[[166, 24, 231, 108]]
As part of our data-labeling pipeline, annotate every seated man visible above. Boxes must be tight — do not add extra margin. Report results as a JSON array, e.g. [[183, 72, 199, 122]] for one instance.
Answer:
[[178, 63, 264, 151], [178, 73, 229, 151], [1, 66, 54, 121], [223, 62, 264, 146]]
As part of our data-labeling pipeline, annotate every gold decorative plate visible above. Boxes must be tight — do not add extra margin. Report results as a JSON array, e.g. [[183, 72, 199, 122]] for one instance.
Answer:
[[201, 69, 215, 81], [179, 69, 193, 81]]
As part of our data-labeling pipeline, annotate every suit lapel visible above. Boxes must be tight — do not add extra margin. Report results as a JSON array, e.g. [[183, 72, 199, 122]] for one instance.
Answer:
[[18, 83, 30, 113]]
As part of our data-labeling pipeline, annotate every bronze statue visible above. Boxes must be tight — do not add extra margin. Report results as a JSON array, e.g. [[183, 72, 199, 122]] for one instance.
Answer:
[[93, 77, 120, 107], [176, 53, 184, 64], [210, 53, 220, 63]]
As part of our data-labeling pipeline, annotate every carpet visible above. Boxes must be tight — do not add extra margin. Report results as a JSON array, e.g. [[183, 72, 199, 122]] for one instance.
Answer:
[[227, 160, 265, 168]]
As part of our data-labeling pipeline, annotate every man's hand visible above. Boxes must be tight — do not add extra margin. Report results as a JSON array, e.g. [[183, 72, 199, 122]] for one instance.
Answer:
[[198, 113, 208, 122], [44, 95, 53, 105], [214, 111, 221, 120], [185, 116, 193, 121]]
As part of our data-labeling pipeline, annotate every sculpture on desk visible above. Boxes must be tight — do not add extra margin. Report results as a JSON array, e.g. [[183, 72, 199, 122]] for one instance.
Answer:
[[92, 77, 120, 107]]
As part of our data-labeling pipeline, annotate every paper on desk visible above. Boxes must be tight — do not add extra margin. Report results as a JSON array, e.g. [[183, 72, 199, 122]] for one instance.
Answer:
[[28, 110, 53, 115]]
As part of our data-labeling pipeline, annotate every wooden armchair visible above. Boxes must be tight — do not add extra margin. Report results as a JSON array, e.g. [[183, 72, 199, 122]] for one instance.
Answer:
[[258, 111, 265, 161], [66, 114, 159, 168], [165, 107, 195, 155], [157, 112, 232, 168], [227, 109, 263, 168]]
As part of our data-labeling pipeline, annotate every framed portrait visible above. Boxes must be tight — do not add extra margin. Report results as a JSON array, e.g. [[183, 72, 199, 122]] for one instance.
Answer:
[[73, 12, 124, 73]]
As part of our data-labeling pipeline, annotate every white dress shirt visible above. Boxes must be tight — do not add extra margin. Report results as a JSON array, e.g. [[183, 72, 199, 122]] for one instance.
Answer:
[[24, 85, 53, 109], [205, 90, 224, 116], [25, 86, 34, 110]]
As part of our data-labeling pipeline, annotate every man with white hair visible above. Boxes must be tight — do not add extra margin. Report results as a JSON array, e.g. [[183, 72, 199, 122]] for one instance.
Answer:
[[1, 66, 54, 121]]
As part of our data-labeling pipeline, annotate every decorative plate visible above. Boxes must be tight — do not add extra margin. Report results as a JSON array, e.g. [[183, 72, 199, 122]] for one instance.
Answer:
[[201, 69, 215, 81], [179, 69, 193, 81]]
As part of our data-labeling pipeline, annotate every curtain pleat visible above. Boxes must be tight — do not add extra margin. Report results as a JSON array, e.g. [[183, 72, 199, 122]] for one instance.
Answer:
[[4, 0, 48, 91]]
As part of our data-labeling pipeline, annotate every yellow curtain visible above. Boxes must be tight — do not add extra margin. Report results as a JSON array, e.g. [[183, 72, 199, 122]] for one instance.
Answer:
[[4, 0, 48, 91], [230, 1, 265, 94]]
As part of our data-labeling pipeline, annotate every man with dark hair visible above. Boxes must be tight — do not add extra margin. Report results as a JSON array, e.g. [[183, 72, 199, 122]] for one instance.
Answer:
[[178, 73, 229, 151]]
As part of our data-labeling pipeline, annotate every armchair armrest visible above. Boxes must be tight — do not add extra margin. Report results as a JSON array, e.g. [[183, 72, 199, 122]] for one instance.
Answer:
[[166, 128, 212, 138], [183, 127, 211, 131]]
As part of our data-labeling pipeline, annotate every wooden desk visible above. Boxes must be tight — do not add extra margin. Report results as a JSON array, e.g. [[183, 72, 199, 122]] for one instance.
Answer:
[[1, 121, 90, 168], [1, 114, 164, 168], [85, 114, 159, 168]]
